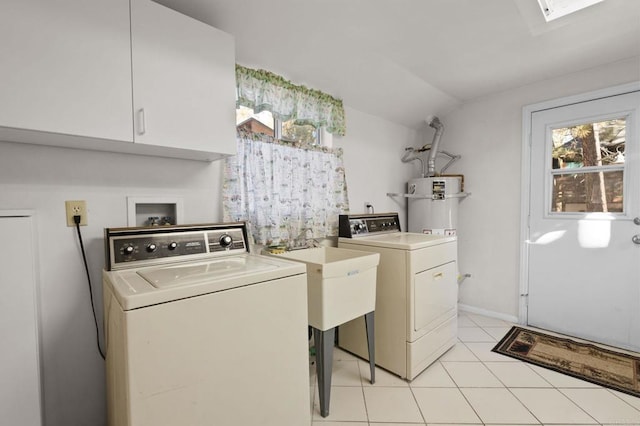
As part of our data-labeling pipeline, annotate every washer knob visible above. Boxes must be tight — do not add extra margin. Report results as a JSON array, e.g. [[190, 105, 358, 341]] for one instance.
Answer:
[[123, 245, 134, 255], [168, 242, 178, 251], [146, 243, 157, 253], [219, 234, 233, 248]]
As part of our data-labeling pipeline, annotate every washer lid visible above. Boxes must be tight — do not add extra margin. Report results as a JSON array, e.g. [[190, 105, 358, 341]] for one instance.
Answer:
[[103, 254, 306, 310], [138, 256, 276, 288], [339, 232, 455, 250]]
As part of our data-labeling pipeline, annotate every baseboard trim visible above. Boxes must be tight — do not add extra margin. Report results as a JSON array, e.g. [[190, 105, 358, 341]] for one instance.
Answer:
[[458, 304, 519, 324]]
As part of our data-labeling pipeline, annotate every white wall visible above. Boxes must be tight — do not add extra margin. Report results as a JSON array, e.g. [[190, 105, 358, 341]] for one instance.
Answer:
[[0, 140, 224, 426], [440, 56, 640, 319], [337, 106, 421, 230], [0, 105, 418, 426]]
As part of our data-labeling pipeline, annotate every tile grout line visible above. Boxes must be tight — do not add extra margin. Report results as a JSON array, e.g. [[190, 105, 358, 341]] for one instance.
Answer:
[[602, 387, 640, 413], [407, 381, 427, 425], [355, 357, 372, 424], [511, 357, 602, 424], [440, 353, 487, 426], [458, 327, 546, 425], [476, 323, 546, 425]]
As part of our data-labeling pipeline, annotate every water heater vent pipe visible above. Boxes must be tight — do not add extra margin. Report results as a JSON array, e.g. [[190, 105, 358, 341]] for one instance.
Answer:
[[425, 116, 444, 177], [401, 147, 425, 177]]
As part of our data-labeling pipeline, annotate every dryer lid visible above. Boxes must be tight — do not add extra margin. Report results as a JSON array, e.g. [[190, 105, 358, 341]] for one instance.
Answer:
[[339, 232, 455, 250]]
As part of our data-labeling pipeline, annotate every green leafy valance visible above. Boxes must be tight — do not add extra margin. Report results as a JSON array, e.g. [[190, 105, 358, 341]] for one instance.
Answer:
[[236, 64, 346, 136]]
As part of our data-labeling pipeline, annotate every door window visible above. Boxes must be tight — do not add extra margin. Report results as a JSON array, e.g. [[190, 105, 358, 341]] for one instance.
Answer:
[[549, 118, 626, 213]]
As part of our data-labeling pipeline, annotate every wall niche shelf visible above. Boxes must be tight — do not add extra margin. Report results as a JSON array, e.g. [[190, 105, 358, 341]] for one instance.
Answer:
[[127, 196, 184, 227]]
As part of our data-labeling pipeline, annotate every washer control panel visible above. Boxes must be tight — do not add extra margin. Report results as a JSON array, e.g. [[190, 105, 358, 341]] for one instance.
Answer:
[[339, 213, 401, 237], [105, 223, 249, 270]]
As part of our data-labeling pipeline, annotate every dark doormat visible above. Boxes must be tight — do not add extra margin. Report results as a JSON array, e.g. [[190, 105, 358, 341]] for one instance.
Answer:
[[492, 326, 640, 398]]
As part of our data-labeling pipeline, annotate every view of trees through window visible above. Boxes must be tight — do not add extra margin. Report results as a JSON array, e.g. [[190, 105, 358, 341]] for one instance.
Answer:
[[550, 118, 625, 213], [282, 120, 318, 145]]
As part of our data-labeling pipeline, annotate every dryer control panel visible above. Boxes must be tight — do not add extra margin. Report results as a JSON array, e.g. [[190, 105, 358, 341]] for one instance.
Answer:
[[105, 223, 249, 271], [339, 213, 401, 237]]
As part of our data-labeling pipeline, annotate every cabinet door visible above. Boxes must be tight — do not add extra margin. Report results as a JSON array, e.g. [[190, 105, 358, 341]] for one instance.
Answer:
[[0, 215, 42, 426], [130, 0, 237, 155], [412, 261, 457, 336], [0, 0, 133, 141]]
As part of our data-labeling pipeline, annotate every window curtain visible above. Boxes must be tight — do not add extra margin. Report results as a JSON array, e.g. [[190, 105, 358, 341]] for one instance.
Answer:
[[236, 65, 346, 136], [223, 130, 350, 247]]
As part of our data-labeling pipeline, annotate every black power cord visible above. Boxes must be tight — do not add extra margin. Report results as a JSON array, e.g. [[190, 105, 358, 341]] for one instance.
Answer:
[[74, 215, 106, 360]]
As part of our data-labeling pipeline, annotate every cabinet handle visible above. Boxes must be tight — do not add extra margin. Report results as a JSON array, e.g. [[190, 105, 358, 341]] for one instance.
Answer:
[[433, 272, 444, 280], [137, 108, 146, 135]]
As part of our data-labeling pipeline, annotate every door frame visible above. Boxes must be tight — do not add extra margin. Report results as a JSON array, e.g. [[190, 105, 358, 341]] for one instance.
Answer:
[[519, 81, 640, 324]]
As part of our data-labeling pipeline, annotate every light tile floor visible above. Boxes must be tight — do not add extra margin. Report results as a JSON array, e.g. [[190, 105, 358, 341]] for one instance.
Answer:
[[309, 311, 640, 425]]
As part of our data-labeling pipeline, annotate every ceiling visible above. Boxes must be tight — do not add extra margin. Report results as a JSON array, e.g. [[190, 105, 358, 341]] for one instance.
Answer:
[[156, 0, 640, 129]]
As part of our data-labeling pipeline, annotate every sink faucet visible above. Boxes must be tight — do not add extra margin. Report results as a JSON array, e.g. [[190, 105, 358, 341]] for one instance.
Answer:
[[289, 228, 319, 250]]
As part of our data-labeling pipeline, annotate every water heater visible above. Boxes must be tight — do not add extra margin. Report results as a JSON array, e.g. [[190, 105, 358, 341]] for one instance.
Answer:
[[408, 177, 461, 235]]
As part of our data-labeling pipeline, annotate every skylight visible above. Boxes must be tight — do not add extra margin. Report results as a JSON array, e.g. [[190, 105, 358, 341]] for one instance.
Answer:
[[537, 0, 604, 21]]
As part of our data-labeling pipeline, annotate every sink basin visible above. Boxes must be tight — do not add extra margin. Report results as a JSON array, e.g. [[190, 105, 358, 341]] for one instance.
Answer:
[[272, 247, 379, 331]]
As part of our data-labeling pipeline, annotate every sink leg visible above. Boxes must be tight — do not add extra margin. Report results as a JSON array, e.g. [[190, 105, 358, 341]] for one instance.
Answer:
[[313, 327, 334, 418], [364, 311, 375, 384]]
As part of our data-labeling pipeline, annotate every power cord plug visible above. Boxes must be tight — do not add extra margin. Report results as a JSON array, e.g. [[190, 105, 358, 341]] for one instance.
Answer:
[[73, 214, 82, 225]]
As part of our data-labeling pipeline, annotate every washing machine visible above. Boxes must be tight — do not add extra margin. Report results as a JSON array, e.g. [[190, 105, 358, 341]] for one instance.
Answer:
[[337, 213, 457, 380], [103, 222, 310, 426]]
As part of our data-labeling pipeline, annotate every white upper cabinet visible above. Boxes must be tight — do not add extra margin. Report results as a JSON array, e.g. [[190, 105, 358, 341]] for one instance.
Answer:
[[0, 0, 236, 161], [0, 0, 133, 141], [131, 0, 237, 156]]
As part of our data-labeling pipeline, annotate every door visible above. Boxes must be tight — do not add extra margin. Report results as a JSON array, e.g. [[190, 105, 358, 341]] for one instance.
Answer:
[[527, 90, 640, 351], [0, 214, 42, 425], [0, 0, 132, 141], [130, 0, 236, 154], [413, 261, 457, 335]]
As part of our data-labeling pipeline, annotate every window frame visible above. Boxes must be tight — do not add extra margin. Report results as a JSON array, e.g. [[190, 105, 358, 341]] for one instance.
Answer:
[[235, 105, 332, 147], [544, 113, 630, 218], [274, 117, 323, 146]]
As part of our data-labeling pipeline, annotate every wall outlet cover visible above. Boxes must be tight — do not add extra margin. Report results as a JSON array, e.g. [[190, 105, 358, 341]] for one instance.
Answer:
[[65, 200, 87, 226]]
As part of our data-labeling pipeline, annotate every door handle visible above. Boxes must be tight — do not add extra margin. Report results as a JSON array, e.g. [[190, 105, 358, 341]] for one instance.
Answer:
[[634, 217, 640, 226], [136, 108, 146, 135], [633, 234, 640, 245]]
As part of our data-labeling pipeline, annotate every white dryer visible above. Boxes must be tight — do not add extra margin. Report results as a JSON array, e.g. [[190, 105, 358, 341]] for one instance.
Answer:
[[103, 222, 310, 426], [338, 213, 457, 380]]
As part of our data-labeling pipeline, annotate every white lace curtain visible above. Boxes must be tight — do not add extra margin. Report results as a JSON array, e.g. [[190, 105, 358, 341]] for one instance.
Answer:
[[223, 131, 350, 247]]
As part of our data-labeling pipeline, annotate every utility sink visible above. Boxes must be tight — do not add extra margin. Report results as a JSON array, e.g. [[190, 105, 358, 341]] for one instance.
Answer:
[[272, 247, 379, 331], [272, 246, 380, 417]]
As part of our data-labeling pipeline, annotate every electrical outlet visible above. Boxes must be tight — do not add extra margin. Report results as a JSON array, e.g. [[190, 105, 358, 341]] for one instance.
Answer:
[[65, 200, 88, 226]]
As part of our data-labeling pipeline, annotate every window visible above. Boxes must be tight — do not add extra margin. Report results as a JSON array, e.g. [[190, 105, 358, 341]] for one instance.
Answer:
[[234, 65, 345, 144], [235, 106, 322, 146], [236, 106, 275, 137], [281, 119, 319, 145], [226, 65, 348, 247], [537, 0, 604, 22], [550, 118, 625, 213]]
